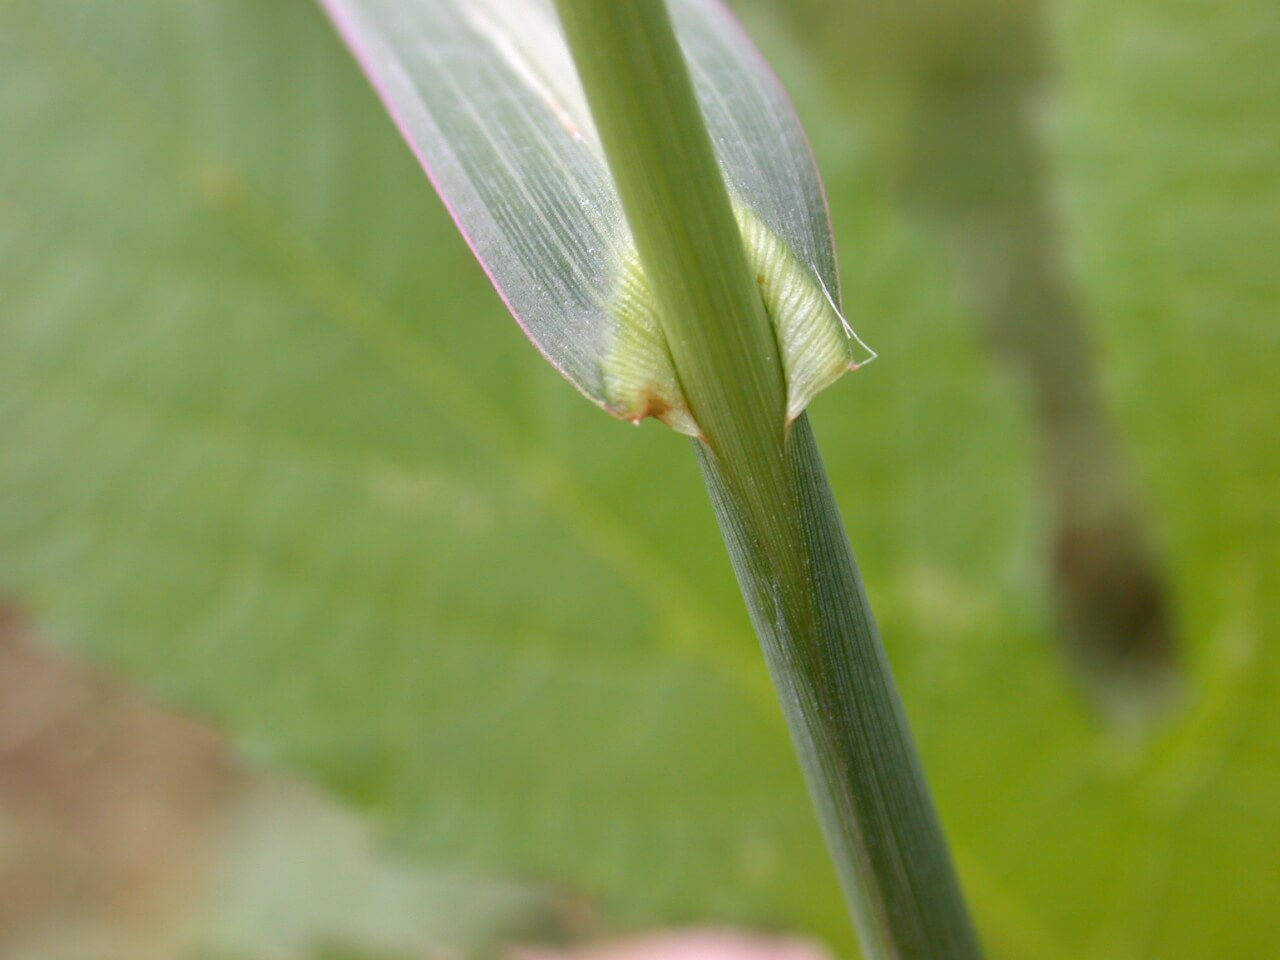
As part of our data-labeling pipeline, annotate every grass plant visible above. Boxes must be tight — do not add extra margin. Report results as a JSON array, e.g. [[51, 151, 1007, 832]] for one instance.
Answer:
[[552, 3, 982, 955]]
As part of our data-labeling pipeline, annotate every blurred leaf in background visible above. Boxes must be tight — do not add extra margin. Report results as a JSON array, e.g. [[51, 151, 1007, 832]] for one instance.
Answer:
[[776, 0, 1180, 703], [0, 0, 1277, 958]]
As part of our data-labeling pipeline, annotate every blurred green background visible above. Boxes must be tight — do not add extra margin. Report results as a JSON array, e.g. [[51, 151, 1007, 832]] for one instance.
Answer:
[[1, 0, 1277, 957]]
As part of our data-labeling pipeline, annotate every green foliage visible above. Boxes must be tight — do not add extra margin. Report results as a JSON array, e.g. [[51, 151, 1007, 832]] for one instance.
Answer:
[[1048, 1, 1280, 951], [1, 0, 1277, 957]]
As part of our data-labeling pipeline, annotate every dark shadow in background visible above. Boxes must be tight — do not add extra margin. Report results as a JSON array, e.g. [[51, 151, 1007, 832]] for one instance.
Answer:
[[780, 0, 1178, 714]]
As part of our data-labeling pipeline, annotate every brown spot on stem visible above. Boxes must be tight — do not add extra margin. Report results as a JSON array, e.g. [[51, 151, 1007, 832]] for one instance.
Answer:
[[605, 392, 673, 426], [642, 394, 670, 419]]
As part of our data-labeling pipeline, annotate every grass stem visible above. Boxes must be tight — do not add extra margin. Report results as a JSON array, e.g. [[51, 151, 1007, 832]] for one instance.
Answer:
[[553, 1, 982, 955]]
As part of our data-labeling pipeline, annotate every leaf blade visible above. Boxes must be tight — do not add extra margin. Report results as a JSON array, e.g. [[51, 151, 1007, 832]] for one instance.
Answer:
[[318, 0, 869, 431]]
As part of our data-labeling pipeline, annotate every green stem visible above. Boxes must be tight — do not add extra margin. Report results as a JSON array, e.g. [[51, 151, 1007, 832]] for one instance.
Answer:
[[553, 1, 981, 956], [699, 416, 980, 958]]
